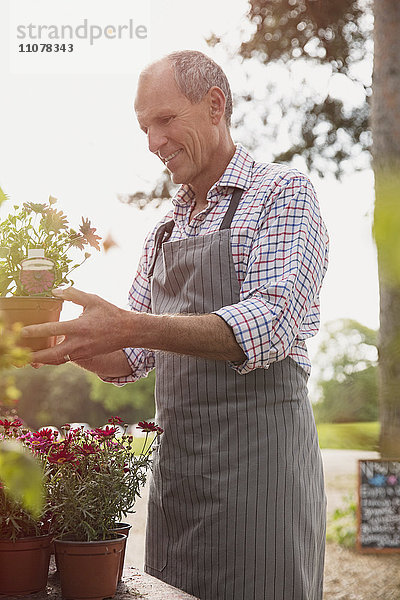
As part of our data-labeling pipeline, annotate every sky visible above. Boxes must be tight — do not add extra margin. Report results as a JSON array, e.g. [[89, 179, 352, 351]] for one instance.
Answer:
[[0, 0, 379, 389]]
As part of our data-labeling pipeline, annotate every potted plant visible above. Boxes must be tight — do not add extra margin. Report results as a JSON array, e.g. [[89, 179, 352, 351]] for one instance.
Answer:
[[44, 417, 163, 600], [0, 186, 101, 350], [0, 418, 52, 596]]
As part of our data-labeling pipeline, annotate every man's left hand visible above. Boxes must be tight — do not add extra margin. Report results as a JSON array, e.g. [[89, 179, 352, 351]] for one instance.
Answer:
[[22, 287, 132, 365]]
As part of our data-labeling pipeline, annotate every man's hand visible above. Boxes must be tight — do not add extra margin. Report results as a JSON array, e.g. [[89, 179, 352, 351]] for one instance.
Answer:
[[22, 287, 133, 366]]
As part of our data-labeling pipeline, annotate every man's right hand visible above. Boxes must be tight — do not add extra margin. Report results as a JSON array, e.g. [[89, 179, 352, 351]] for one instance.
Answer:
[[22, 287, 134, 375]]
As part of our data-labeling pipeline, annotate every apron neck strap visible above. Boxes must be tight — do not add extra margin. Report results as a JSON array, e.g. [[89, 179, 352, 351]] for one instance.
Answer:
[[148, 219, 175, 279], [219, 187, 245, 231]]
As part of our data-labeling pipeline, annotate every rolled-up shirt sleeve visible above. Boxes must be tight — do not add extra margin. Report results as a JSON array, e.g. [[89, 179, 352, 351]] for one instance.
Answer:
[[214, 174, 329, 375]]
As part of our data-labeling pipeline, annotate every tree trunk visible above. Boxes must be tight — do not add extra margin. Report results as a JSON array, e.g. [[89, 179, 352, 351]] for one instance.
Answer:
[[372, 1, 400, 457]]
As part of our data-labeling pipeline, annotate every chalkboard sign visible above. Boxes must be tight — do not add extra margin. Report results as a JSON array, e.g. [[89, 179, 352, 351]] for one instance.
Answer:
[[357, 459, 400, 553]]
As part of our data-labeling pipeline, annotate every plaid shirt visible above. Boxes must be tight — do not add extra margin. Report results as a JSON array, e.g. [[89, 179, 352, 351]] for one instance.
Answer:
[[112, 144, 329, 383]]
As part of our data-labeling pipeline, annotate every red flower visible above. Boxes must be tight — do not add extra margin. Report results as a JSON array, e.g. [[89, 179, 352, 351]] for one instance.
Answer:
[[32, 428, 55, 440], [94, 426, 117, 438], [76, 443, 98, 456], [0, 419, 13, 431], [12, 418, 23, 428], [108, 416, 124, 425], [48, 448, 78, 464], [137, 421, 163, 434]]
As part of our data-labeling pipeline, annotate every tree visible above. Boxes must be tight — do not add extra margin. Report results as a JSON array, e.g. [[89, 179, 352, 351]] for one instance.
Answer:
[[312, 319, 378, 423], [10, 364, 105, 429], [232, 0, 372, 177], [88, 370, 156, 424], [370, 2, 400, 457], [314, 367, 378, 423]]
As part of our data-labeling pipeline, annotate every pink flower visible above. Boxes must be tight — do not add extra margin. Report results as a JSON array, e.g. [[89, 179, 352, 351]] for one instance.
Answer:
[[0, 419, 14, 431]]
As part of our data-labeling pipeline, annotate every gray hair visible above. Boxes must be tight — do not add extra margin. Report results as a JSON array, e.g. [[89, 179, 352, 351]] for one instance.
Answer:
[[165, 50, 233, 128]]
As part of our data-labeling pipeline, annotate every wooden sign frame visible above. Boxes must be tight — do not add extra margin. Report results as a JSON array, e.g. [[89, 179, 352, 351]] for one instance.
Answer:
[[357, 458, 400, 553]]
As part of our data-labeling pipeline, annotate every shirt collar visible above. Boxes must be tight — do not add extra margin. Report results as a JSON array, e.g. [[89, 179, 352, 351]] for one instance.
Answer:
[[172, 144, 254, 208]]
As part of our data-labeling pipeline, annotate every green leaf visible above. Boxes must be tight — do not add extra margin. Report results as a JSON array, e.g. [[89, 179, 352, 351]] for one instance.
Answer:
[[0, 440, 44, 519], [0, 186, 9, 208]]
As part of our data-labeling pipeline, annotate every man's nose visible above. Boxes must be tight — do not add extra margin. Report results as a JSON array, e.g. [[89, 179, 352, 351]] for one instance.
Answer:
[[147, 128, 167, 154]]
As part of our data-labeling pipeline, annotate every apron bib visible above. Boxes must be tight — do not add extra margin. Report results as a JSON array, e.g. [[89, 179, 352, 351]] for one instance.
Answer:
[[145, 189, 326, 600]]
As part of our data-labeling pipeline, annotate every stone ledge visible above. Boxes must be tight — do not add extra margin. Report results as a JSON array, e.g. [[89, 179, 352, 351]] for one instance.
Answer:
[[121, 567, 198, 599], [4, 559, 198, 600]]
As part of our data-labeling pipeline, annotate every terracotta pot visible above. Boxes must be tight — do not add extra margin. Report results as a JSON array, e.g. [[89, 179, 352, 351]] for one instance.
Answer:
[[0, 296, 63, 351], [54, 533, 126, 600], [0, 534, 52, 596], [110, 522, 132, 583]]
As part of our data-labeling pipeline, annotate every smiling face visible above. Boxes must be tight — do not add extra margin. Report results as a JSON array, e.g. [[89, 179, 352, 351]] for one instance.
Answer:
[[134, 60, 225, 194]]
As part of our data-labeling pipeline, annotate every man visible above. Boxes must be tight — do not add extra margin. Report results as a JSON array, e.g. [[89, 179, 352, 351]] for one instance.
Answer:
[[24, 50, 329, 600]]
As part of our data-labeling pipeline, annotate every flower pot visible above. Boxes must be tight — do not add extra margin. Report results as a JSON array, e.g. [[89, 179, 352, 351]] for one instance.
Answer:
[[0, 296, 63, 351], [54, 533, 126, 600], [110, 522, 132, 583], [0, 534, 52, 596]]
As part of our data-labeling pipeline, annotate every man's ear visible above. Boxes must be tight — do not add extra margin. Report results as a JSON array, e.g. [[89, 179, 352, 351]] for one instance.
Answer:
[[208, 86, 226, 125]]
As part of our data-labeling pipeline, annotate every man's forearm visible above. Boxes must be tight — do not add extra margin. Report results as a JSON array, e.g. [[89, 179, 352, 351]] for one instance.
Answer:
[[126, 312, 247, 363], [23, 289, 247, 367]]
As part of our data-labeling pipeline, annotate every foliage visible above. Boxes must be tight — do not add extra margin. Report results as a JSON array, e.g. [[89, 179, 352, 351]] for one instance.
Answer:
[[89, 369, 156, 423], [45, 418, 162, 541], [7, 363, 156, 429], [0, 420, 48, 541], [0, 315, 42, 536], [316, 319, 377, 380], [118, 170, 177, 210], [0, 190, 101, 296], [8, 363, 100, 429], [312, 319, 378, 423], [0, 439, 45, 521], [232, 0, 373, 178], [326, 493, 357, 548], [314, 366, 378, 423], [0, 321, 31, 413], [0, 187, 8, 208], [316, 421, 379, 450]]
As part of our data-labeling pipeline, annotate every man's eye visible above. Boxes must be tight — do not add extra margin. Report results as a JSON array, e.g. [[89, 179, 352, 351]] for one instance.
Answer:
[[161, 116, 174, 125]]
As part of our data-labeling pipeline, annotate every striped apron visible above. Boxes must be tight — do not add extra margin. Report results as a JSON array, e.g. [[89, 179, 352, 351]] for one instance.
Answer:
[[145, 188, 326, 600]]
